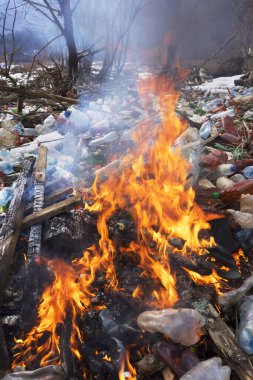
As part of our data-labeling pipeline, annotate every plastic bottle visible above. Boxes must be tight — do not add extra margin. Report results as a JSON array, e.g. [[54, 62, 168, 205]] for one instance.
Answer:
[[89, 131, 119, 147], [243, 166, 253, 179], [222, 115, 237, 136], [221, 133, 240, 145], [0, 161, 14, 174], [221, 179, 253, 202], [137, 308, 205, 346], [216, 177, 234, 191], [199, 121, 211, 140], [211, 107, 235, 120], [200, 150, 228, 169], [227, 209, 253, 229], [0, 187, 13, 207], [2, 365, 65, 380], [238, 295, 253, 354], [217, 164, 236, 176], [180, 357, 231, 380]]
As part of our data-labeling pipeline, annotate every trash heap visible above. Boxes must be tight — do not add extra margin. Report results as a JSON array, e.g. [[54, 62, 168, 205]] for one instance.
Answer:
[[1, 72, 253, 380]]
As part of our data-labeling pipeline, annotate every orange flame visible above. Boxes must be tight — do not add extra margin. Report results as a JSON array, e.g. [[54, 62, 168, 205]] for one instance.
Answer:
[[182, 267, 225, 295], [118, 350, 136, 380], [14, 74, 217, 369], [84, 75, 216, 307]]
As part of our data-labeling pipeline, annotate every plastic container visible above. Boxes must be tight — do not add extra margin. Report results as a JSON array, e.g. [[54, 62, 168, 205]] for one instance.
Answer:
[[199, 121, 211, 140], [238, 295, 253, 354], [180, 357, 231, 380], [0, 161, 14, 174], [137, 308, 205, 346], [221, 179, 253, 202], [222, 115, 237, 136], [216, 177, 235, 191], [227, 209, 253, 229], [221, 133, 240, 145], [243, 166, 253, 179], [201, 150, 228, 169], [217, 164, 236, 176], [89, 131, 119, 147], [0, 187, 13, 207]]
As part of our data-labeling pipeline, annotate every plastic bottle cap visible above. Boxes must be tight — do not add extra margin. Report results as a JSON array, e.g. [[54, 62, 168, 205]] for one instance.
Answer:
[[212, 192, 220, 199]]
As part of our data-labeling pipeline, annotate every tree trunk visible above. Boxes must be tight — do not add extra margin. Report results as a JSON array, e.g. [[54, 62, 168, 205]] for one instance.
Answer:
[[61, 0, 79, 80]]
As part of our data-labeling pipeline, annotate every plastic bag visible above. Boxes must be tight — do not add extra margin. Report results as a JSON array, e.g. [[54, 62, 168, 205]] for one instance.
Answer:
[[2, 365, 65, 380], [137, 308, 205, 346], [179, 357, 231, 380]]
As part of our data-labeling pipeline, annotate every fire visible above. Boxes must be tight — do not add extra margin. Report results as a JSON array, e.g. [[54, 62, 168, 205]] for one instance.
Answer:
[[118, 350, 137, 380], [182, 267, 225, 295], [85, 75, 216, 307], [14, 74, 217, 372], [233, 248, 247, 270]]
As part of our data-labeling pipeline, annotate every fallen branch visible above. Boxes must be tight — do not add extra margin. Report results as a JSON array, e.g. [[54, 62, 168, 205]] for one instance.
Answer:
[[0, 84, 78, 105]]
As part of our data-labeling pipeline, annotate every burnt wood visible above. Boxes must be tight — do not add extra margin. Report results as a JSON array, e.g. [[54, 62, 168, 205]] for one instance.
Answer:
[[21, 194, 83, 230], [195, 302, 253, 380], [0, 157, 35, 308]]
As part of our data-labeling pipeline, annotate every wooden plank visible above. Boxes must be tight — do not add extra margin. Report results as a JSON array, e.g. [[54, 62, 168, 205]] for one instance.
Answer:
[[24, 186, 74, 215], [21, 194, 83, 230], [0, 157, 35, 307], [34, 145, 48, 182], [195, 302, 253, 380]]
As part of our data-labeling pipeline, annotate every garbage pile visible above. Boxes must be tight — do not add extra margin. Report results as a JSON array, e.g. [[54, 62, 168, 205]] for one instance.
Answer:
[[1, 72, 253, 380]]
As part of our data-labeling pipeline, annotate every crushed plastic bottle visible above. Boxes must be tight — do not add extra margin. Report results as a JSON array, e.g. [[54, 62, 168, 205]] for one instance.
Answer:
[[0, 187, 13, 207], [217, 164, 237, 176], [238, 295, 253, 354], [137, 308, 205, 346], [216, 177, 234, 191], [89, 131, 119, 147], [227, 209, 253, 229], [199, 121, 211, 140], [179, 357, 231, 380]]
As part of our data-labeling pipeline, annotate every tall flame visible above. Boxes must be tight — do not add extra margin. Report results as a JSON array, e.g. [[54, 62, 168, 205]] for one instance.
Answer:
[[14, 75, 217, 371]]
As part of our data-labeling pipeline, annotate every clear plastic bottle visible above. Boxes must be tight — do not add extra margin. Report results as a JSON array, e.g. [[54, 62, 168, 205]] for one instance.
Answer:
[[238, 295, 253, 354], [199, 121, 211, 140], [243, 166, 253, 179]]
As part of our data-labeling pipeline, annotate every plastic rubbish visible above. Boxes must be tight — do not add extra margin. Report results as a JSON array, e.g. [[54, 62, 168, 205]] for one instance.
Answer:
[[221, 179, 253, 202], [240, 194, 253, 214], [174, 127, 199, 147], [89, 131, 119, 147], [221, 133, 240, 145], [67, 107, 90, 133], [199, 121, 211, 140], [222, 115, 237, 136], [198, 178, 215, 189], [216, 177, 235, 191], [0, 187, 13, 206], [2, 365, 66, 380], [227, 209, 253, 229], [179, 357, 231, 380], [154, 341, 200, 377], [0, 161, 14, 174], [217, 164, 236, 176], [243, 166, 253, 179], [234, 159, 253, 171], [238, 295, 253, 354], [231, 174, 245, 183], [200, 150, 228, 169], [210, 108, 235, 120], [137, 308, 205, 346]]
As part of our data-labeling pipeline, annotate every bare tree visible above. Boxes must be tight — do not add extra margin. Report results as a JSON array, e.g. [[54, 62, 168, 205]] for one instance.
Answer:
[[23, 0, 80, 80]]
